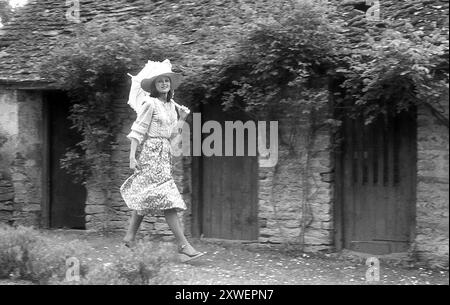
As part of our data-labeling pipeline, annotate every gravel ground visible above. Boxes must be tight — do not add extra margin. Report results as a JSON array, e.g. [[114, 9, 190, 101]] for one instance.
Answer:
[[167, 243, 448, 285], [1, 230, 448, 285]]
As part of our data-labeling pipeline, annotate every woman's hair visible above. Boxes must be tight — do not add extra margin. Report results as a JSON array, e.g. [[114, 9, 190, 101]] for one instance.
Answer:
[[146, 78, 174, 102]]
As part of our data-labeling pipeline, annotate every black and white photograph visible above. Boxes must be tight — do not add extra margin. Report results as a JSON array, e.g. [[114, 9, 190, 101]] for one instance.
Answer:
[[0, 0, 448, 291]]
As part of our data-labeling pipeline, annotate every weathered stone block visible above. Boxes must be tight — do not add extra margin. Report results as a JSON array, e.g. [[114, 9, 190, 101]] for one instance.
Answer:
[[0, 211, 13, 222], [0, 186, 14, 193], [304, 229, 332, 245], [0, 202, 13, 211], [154, 222, 170, 231], [22, 204, 40, 212], [85, 205, 105, 214], [0, 192, 14, 201]]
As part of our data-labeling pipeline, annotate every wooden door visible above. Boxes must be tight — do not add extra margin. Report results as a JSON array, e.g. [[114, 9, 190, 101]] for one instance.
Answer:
[[338, 110, 416, 254], [46, 91, 86, 229], [194, 103, 259, 240]]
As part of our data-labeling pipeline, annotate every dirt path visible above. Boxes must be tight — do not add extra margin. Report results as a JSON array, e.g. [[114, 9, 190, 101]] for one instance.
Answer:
[[42, 230, 448, 285]]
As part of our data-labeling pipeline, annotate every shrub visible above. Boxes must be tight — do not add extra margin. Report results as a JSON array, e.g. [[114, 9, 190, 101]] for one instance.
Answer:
[[0, 226, 92, 284], [26, 238, 92, 284], [80, 241, 177, 285], [0, 226, 176, 285], [0, 225, 40, 279]]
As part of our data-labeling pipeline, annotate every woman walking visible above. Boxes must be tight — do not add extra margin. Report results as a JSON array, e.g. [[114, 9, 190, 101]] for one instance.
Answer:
[[120, 59, 204, 262]]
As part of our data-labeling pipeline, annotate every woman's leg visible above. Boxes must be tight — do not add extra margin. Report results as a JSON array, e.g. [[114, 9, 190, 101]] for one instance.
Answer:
[[164, 208, 199, 255], [123, 210, 144, 243]]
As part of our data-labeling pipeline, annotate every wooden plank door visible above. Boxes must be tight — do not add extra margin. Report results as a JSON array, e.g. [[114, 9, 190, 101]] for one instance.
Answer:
[[46, 91, 86, 229], [199, 102, 259, 240], [339, 110, 416, 254]]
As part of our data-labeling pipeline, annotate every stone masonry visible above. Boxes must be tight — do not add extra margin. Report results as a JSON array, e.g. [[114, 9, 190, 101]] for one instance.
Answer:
[[0, 89, 44, 227], [257, 88, 334, 251], [415, 96, 449, 268], [0, 84, 449, 267], [0, 172, 14, 225]]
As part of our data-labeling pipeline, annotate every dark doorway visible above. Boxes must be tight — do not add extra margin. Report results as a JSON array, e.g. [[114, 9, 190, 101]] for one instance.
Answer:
[[336, 109, 417, 254], [44, 91, 86, 229], [192, 102, 259, 240]]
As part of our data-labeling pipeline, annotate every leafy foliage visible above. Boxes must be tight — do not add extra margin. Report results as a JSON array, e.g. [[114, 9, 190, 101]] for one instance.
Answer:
[[186, 1, 448, 130], [0, 225, 90, 284], [0, 0, 13, 25], [336, 23, 449, 126], [81, 241, 176, 285], [195, 1, 344, 122], [0, 225, 175, 284]]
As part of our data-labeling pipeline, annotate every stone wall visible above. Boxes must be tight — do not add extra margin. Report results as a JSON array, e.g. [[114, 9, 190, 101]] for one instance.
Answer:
[[0, 89, 18, 224], [415, 97, 449, 268], [11, 90, 44, 227], [0, 89, 18, 179], [0, 88, 44, 227], [1, 86, 448, 267], [0, 87, 334, 248], [258, 90, 334, 251], [0, 172, 14, 225]]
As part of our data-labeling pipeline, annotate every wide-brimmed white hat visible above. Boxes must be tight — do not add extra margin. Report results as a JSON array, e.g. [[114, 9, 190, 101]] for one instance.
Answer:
[[127, 59, 183, 113], [140, 59, 182, 92]]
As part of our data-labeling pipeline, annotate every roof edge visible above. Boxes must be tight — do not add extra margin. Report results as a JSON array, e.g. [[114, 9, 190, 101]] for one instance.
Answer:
[[0, 79, 58, 90]]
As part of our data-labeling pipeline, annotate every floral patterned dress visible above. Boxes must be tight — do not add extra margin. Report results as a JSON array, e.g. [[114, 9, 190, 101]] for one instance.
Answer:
[[119, 97, 186, 216]]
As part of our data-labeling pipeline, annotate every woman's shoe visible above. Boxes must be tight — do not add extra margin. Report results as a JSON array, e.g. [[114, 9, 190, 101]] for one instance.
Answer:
[[123, 239, 137, 249], [178, 244, 205, 263]]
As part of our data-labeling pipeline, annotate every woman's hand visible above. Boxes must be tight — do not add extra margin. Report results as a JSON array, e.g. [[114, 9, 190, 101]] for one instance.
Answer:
[[178, 105, 190, 121], [130, 155, 140, 171], [129, 138, 140, 170]]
